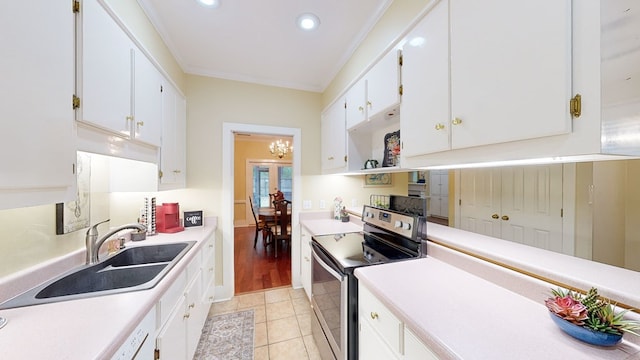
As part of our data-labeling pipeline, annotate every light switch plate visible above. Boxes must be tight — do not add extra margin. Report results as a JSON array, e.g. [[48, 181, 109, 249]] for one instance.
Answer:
[[303, 200, 312, 209], [319, 200, 326, 209]]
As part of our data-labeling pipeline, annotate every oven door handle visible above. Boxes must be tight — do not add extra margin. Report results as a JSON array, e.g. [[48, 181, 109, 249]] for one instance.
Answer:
[[312, 249, 345, 281]]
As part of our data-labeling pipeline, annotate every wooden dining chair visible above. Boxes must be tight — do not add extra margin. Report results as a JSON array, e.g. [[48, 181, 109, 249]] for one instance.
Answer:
[[270, 199, 291, 257], [249, 196, 269, 248]]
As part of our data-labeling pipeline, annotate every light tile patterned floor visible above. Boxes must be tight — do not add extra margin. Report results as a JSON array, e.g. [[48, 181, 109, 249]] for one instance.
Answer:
[[209, 287, 322, 360]]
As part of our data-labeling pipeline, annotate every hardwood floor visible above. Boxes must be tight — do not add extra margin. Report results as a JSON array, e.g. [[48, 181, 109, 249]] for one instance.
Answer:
[[234, 226, 291, 295]]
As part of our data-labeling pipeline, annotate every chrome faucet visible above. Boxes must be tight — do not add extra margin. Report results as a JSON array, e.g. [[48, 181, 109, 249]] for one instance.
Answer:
[[85, 219, 146, 264]]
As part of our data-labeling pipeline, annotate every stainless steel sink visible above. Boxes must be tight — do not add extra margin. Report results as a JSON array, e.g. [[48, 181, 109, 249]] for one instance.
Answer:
[[0, 241, 195, 309]]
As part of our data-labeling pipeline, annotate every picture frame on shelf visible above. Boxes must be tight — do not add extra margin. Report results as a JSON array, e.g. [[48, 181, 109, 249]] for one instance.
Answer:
[[364, 173, 392, 187]]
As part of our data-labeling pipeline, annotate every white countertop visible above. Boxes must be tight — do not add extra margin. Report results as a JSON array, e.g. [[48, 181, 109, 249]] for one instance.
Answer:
[[300, 218, 362, 236], [0, 220, 216, 360], [355, 258, 640, 360]]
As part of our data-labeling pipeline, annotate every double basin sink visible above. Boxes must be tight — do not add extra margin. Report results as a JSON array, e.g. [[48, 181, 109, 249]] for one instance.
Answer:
[[0, 241, 195, 309]]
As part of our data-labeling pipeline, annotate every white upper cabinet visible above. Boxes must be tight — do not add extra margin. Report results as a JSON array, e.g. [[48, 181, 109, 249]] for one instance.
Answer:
[[449, 0, 572, 149], [366, 49, 402, 121], [81, 0, 133, 136], [0, 1, 76, 210], [80, 0, 162, 147], [159, 82, 187, 189], [400, 0, 450, 157], [132, 49, 163, 146], [346, 50, 402, 131], [402, 0, 572, 160], [321, 98, 347, 172], [345, 78, 366, 130]]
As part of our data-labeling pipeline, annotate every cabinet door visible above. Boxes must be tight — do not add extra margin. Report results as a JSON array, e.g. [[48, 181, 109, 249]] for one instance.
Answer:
[[359, 315, 400, 360], [159, 82, 186, 188], [401, 0, 450, 157], [300, 227, 312, 300], [345, 78, 366, 130], [81, 0, 133, 135], [0, 0, 75, 209], [450, 0, 572, 149], [404, 327, 438, 360], [321, 99, 347, 172], [186, 271, 205, 360], [366, 49, 401, 120], [132, 49, 162, 146], [156, 295, 187, 360]]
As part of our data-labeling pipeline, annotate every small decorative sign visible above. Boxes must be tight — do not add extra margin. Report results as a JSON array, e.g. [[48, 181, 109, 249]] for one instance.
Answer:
[[184, 210, 203, 227]]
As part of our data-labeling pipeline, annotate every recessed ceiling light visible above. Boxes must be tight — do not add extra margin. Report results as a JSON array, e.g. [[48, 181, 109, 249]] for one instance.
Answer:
[[296, 13, 320, 31], [197, 0, 220, 8]]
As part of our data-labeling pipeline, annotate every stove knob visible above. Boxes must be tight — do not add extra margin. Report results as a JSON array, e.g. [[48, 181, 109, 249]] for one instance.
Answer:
[[394, 220, 402, 228], [403, 222, 411, 230]]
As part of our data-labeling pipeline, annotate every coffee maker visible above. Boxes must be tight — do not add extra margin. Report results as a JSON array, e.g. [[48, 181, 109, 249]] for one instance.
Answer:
[[156, 202, 185, 233]]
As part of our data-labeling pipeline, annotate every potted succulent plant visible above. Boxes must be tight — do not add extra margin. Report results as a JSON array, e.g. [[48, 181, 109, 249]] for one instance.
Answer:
[[545, 287, 640, 346], [340, 207, 350, 222]]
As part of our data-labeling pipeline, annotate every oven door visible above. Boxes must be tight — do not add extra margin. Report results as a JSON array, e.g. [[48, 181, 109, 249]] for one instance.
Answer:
[[311, 244, 348, 360]]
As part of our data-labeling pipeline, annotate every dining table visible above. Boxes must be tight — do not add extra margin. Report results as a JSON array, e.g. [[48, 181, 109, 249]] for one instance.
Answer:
[[257, 206, 292, 257]]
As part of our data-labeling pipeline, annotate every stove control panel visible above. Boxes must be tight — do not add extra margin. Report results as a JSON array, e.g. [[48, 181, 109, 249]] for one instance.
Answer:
[[363, 205, 417, 239]]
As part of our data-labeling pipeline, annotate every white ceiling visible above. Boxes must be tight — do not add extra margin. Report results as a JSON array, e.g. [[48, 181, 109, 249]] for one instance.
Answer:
[[136, 0, 391, 92]]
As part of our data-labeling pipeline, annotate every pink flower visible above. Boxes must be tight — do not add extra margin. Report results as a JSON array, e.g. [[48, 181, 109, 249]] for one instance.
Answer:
[[545, 295, 588, 324]]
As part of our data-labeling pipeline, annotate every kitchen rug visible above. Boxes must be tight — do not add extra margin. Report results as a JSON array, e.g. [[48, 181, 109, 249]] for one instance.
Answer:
[[193, 309, 255, 360]]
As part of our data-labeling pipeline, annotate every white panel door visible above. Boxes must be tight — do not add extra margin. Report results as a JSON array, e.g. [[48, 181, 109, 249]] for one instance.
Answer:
[[459, 168, 501, 237], [459, 165, 564, 253], [500, 165, 564, 253], [450, 0, 572, 149], [366, 49, 401, 119], [321, 99, 347, 171]]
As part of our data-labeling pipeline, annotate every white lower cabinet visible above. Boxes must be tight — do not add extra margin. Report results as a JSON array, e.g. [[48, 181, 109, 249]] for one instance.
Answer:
[[300, 226, 312, 299], [359, 283, 439, 360], [404, 327, 438, 360], [155, 237, 215, 360]]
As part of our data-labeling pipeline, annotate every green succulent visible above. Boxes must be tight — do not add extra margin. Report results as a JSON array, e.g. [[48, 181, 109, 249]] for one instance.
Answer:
[[548, 287, 640, 336]]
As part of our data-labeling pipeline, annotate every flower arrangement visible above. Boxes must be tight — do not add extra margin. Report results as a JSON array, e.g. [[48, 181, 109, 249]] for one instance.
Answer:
[[545, 287, 640, 337]]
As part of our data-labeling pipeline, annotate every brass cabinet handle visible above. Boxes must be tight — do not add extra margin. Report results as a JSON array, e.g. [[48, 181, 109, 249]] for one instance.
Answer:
[[126, 116, 134, 121], [136, 121, 144, 126], [328, 156, 334, 160], [189, 303, 195, 309], [434, 123, 445, 131], [502, 215, 510, 221], [183, 313, 190, 319], [173, 170, 181, 174], [492, 214, 499, 219], [370, 312, 379, 320], [451, 117, 463, 125]]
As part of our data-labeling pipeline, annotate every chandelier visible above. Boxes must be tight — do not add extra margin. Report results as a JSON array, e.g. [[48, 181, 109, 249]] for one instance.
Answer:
[[269, 139, 292, 159]]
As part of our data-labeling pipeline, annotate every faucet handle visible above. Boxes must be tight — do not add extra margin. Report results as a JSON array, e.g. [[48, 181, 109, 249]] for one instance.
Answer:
[[87, 219, 110, 236]]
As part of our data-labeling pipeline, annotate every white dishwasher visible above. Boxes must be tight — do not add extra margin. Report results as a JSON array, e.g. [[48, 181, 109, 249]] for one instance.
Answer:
[[111, 308, 156, 360]]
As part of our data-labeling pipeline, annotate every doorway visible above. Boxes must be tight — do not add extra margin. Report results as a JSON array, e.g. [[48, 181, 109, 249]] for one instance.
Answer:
[[220, 123, 301, 300]]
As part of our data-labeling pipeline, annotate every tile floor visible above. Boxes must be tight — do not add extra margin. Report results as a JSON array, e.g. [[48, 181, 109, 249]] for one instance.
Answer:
[[209, 286, 321, 360]]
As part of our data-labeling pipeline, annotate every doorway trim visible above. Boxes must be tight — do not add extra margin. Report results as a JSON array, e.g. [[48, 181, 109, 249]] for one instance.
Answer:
[[220, 122, 302, 300]]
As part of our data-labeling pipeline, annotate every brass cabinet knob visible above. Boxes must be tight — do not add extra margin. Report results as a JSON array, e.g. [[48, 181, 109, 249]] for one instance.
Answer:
[[435, 123, 445, 131], [183, 313, 190, 319], [502, 215, 510, 221], [451, 117, 463, 125], [189, 303, 195, 309], [367, 101, 372, 108], [370, 312, 379, 320], [126, 115, 134, 121], [328, 156, 334, 160], [491, 214, 499, 219], [173, 170, 181, 174], [358, 106, 364, 112], [136, 121, 144, 127]]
